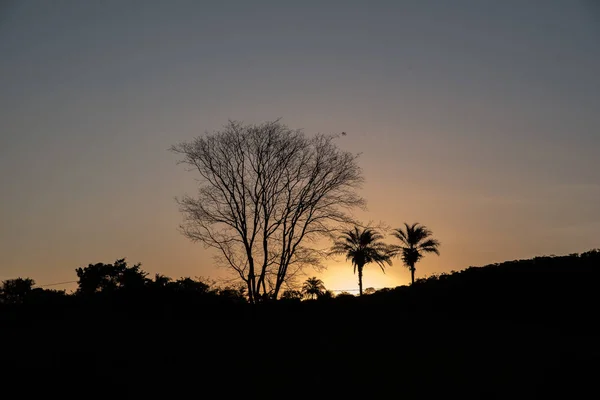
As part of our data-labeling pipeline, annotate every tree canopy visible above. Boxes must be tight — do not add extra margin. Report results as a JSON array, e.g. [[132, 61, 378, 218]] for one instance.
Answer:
[[330, 226, 393, 295], [171, 120, 365, 303], [392, 223, 440, 284]]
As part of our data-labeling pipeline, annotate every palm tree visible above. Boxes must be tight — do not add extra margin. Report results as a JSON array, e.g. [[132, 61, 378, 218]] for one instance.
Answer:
[[392, 222, 440, 285], [302, 277, 326, 300], [330, 227, 393, 296]]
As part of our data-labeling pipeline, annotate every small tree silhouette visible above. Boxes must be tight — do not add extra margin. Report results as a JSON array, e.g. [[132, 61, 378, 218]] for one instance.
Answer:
[[392, 223, 440, 284], [75, 258, 149, 295], [364, 287, 376, 295], [335, 291, 355, 299], [301, 277, 326, 300], [0, 277, 35, 304], [281, 289, 303, 301], [152, 273, 172, 288]]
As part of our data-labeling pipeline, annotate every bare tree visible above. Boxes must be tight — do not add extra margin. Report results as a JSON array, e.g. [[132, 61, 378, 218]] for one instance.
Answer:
[[170, 120, 364, 303]]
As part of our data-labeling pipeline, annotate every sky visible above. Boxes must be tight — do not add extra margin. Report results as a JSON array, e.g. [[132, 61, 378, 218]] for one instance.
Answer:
[[1, 0, 599, 293]]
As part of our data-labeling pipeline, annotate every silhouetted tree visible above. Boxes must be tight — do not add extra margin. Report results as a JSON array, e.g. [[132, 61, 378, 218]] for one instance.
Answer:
[[364, 287, 376, 295], [0, 277, 35, 304], [152, 273, 172, 288], [170, 119, 364, 303], [392, 223, 440, 285], [301, 277, 326, 300], [216, 285, 247, 303], [75, 258, 149, 295], [171, 277, 211, 294], [281, 289, 304, 301], [330, 227, 393, 296]]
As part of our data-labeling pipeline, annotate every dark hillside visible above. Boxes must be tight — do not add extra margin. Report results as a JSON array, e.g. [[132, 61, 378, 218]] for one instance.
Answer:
[[1, 250, 598, 398]]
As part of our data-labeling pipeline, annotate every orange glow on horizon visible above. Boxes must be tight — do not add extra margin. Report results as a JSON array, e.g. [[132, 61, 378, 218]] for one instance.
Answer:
[[316, 262, 410, 294]]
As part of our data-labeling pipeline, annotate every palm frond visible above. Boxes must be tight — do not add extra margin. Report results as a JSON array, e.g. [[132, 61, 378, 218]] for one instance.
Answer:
[[392, 228, 409, 246], [330, 225, 393, 275], [418, 238, 440, 255]]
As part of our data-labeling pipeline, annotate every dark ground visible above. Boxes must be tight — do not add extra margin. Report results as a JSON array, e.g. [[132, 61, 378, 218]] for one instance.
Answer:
[[2, 311, 598, 399], [3, 252, 599, 398]]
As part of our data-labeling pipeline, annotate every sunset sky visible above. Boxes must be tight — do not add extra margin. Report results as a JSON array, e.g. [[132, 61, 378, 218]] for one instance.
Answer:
[[1, 0, 599, 293]]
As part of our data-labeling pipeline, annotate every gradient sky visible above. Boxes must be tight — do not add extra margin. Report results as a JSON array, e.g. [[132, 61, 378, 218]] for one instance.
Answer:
[[1, 0, 599, 293]]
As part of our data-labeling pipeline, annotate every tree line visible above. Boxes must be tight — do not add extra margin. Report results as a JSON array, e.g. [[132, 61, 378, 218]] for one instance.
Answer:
[[2, 250, 598, 324], [0, 219, 441, 306], [0, 259, 247, 315]]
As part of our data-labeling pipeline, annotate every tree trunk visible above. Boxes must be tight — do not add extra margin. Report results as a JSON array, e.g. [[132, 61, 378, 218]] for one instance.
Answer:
[[358, 264, 364, 296], [247, 280, 255, 304], [410, 265, 415, 285]]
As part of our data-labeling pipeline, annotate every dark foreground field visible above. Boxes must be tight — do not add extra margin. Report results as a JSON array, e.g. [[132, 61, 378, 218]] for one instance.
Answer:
[[2, 251, 599, 399], [2, 308, 598, 399]]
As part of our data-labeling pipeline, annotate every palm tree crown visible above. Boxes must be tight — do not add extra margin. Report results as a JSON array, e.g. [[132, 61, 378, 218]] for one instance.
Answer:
[[301, 277, 326, 300], [392, 222, 440, 284], [330, 226, 393, 296]]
